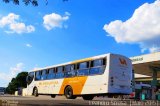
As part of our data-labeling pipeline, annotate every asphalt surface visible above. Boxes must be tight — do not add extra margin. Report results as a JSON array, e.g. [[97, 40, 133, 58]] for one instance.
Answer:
[[0, 94, 160, 106]]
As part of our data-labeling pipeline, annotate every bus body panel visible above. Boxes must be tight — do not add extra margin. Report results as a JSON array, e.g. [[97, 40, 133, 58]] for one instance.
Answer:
[[58, 76, 88, 95], [35, 79, 64, 94], [108, 54, 132, 94], [81, 74, 108, 94], [81, 56, 109, 94]]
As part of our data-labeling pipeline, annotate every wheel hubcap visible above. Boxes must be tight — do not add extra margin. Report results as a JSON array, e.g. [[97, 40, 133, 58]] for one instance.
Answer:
[[67, 90, 71, 97], [34, 90, 37, 95]]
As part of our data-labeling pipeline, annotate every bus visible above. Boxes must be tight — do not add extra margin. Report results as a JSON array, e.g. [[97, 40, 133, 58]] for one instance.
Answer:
[[26, 53, 132, 100], [0, 87, 5, 95]]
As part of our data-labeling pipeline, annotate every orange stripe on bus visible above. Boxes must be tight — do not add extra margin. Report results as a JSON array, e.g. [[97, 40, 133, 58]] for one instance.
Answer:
[[59, 76, 88, 95], [70, 58, 93, 64]]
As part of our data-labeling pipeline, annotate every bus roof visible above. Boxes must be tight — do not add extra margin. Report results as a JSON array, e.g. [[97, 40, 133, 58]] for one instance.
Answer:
[[28, 53, 129, 73]]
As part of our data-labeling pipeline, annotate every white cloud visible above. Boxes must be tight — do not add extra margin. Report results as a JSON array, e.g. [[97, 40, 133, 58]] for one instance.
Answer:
[[10, 63, 24, 77], [26, 43, 32, 48], [43, 12, 70, 30], [0, 63, 25, 82], [0, 63, 24, 87], [9, 23, 35, 34], [0, 13, 19, 27], [0, 13, 35, 34], [103, 0, 160, 53]]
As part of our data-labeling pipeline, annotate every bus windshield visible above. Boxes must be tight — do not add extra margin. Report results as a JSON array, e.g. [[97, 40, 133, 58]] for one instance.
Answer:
[[27, 72, 34, 85]]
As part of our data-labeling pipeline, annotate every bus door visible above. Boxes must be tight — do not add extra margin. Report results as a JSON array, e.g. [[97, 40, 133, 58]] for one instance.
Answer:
[[26, 72, 35, 95]]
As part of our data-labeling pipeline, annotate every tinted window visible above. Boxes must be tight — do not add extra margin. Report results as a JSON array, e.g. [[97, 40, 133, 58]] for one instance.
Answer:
[[42, 70, 46, 75], [49, 68, 54, 74], [57, 66, 63, 72], [89, 66, 105, 75], [77, 69, 89, 76], [78, 62, 89, 69], [65, 65, 71, 71], [35, 71, 41, 80], [55, 66, 64, 78], [91, 58, 106, 67], [65, 70, 76, 78], [94, 59, 103, 66], [47, 68, 55, 79], [64, 64, 76, 78], [71, 64, 76, 70], [55, 72, 64, 78], [41, 70, 47, 80], [80, 62, 87, 69]]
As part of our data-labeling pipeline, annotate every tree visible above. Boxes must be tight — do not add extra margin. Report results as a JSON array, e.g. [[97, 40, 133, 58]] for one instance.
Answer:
[[2, 0, 68, 6], [6, 72, 28, 94], [6, 78, 17, 94], [16, 72, 28, 88], [3, 0, 38, 6]]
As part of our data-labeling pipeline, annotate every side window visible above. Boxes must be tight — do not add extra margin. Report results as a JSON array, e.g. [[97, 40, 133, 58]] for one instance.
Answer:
[[35, 71, 41, 81], [89, 67, 105, 75], [49, 68, 54, 74], [89, 58, 106, 75], [71, 64, 76, 70], [55, 66, 64, 78], [64, 64, 76, 78], [47, 68, 55, 79], [92, 59, 103, 67], [42, 70, 46, 75], [79, 62, 89, 69], [65, 65, 71, 72], [57, 66, 64, 72], [41, 70, 47, 80], [77, 62, 89, 76], [91, 58, 106, 67]]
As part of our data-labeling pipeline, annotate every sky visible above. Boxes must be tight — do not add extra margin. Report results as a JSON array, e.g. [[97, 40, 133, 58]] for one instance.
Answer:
[[0, 0, 159, 87]]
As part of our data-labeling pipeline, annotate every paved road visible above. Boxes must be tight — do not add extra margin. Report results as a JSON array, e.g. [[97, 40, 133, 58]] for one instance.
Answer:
[[0, 95, 90, 106], [0, 95, 159, 106]]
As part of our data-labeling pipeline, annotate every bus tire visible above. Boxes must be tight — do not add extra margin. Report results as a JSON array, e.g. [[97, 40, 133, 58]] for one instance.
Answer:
[[64, 86, 77, 99], [33, 87, 38, 97], [51, 94, 56, 98], [82, 95, 94, 100]]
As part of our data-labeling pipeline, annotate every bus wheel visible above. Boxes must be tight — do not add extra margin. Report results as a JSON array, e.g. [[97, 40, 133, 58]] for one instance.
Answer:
[[64, 86, 77, 99], [33, 88, 38, 97], [82, 95, 94, 100], [51, 94, 56, 98]]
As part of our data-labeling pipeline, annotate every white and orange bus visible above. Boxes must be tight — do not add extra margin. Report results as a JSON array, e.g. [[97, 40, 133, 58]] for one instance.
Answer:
[[26, 53, 132, 100]]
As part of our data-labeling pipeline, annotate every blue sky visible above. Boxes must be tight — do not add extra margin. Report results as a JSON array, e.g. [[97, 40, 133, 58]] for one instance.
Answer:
[[0, 0, 159, 87]]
